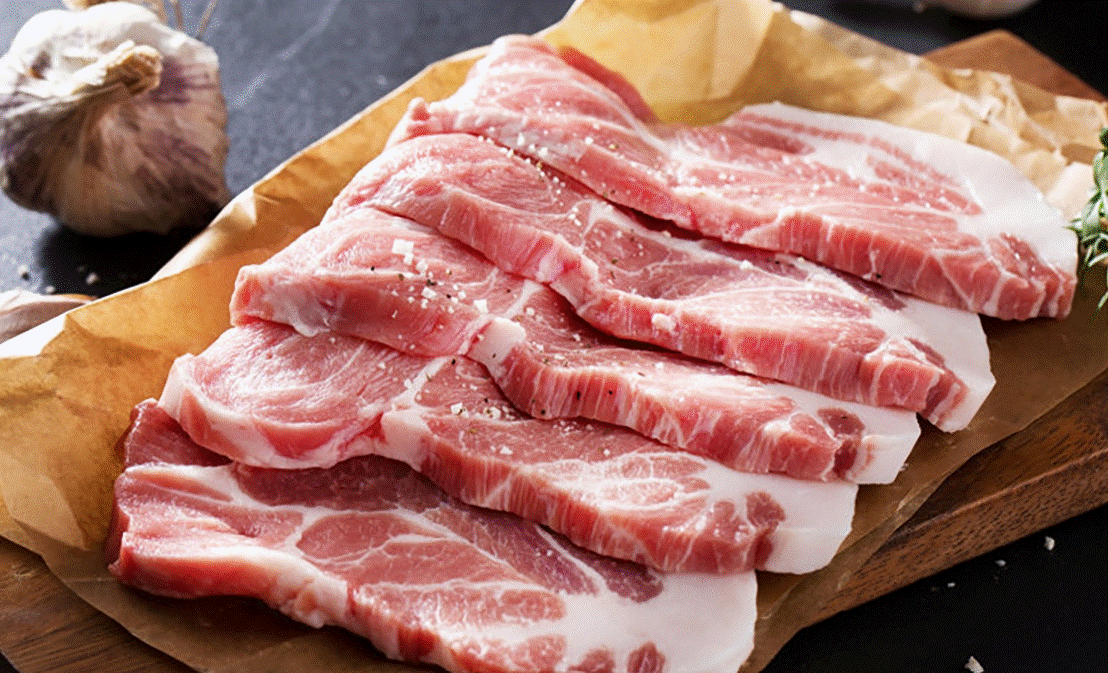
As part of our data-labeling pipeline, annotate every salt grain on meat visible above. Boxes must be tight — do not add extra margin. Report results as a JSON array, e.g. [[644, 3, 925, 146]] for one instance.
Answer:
[[337, 132, 995, 431], [159, 321, 859, 575], [232, 210, 921, 483], [390, 35, 1076, 320]]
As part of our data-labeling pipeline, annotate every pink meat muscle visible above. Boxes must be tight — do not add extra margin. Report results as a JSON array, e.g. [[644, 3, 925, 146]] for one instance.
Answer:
[[231, 211, 920, 483], [389, 35, 1076, 320], [160, 321, 859, 574], [108, 401, 759, 673], [336, 133, 994, 431]]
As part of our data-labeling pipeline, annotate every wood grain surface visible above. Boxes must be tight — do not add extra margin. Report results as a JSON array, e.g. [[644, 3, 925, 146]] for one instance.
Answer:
[[1, 29, 1105, 673]]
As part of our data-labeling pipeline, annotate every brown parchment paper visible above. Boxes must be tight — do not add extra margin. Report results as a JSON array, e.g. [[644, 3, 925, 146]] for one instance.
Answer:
[[1, 0, 1107, 671]]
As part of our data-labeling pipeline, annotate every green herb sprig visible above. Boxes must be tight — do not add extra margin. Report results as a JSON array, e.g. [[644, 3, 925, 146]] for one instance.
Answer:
[[1069, 127, 1108, 310]]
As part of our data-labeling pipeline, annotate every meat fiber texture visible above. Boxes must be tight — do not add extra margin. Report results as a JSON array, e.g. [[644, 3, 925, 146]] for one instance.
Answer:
[[106, 30, 1080, 673], [108, 401, 758, 673], [389, 35, 1077, 321], [159, 320, 859, 575], [231, 209, 921, 484], [326, 132, 994, 432]]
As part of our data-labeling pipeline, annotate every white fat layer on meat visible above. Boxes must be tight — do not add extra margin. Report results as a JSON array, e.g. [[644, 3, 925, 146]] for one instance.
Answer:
[[158, 341, 386, 470], [740, 102, 1076, 283], [253, 278, 336, 338], [373, 357, 453, 467], [126, 458, 758, 673], [871, 290, 995, 432], [158, 355, 315, 468], [372, 347, 857, 573], [464, 287, 541, 368], [564, 187, 990, 430], [551, 569, 756, 673], [783, 254, 994, 432], [501, 277, 546, 316], [433, 526, 758, 673], [705, 464, 857, 574], [122, 464, 352, 628], [566, 573, 755, 673], [758, 379, 920, 484]]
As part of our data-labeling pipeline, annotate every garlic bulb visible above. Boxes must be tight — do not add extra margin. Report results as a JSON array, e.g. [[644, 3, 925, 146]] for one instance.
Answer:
[[63, 0, 168, 24], [0, 2, 229, 236]]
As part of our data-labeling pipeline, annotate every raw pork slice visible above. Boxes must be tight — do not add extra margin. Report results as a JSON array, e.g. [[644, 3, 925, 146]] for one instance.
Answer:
[[108, 401, 759, 673], [332, 132, 994, 431], [160, 321, 859, 574], [389, 35, 1076, 320], [232, 211, 920, 483]]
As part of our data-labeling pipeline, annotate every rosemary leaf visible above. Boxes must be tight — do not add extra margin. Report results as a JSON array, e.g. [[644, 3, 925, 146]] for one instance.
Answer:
[[1068, 127, 1108, 309]]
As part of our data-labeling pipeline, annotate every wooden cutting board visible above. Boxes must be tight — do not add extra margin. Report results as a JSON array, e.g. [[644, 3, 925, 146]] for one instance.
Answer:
[[1, 29, 1105, 673], [819, 30, 1108, 617]]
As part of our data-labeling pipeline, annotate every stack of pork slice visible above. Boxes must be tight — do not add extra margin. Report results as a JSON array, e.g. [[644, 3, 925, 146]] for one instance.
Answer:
[[107, 36, 1077, 673]]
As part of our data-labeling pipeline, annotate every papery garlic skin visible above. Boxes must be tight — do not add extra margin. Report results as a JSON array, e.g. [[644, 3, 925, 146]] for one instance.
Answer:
[[0, 2, 229, 236], [0, 289, 90, 344], [63, 0, 168, 24]]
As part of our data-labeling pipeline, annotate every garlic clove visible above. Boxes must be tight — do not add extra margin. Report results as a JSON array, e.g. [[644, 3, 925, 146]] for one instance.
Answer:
[[0, 2, 230, 237]]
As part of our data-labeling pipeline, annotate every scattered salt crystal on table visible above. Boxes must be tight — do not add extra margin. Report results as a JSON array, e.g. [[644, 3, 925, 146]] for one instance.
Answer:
[[1044, 536, 1056, 551], [965, 655, 985, 672]]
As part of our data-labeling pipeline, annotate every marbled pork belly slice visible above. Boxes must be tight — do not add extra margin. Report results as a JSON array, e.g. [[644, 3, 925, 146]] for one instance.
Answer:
[[659, 103, 1076, 320], [337, 133, 993, 431], [108, 401, 759, 673], [160, 321, 858, 574], [389, 34, 1076, 320], [232, 211, 919, 483]]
